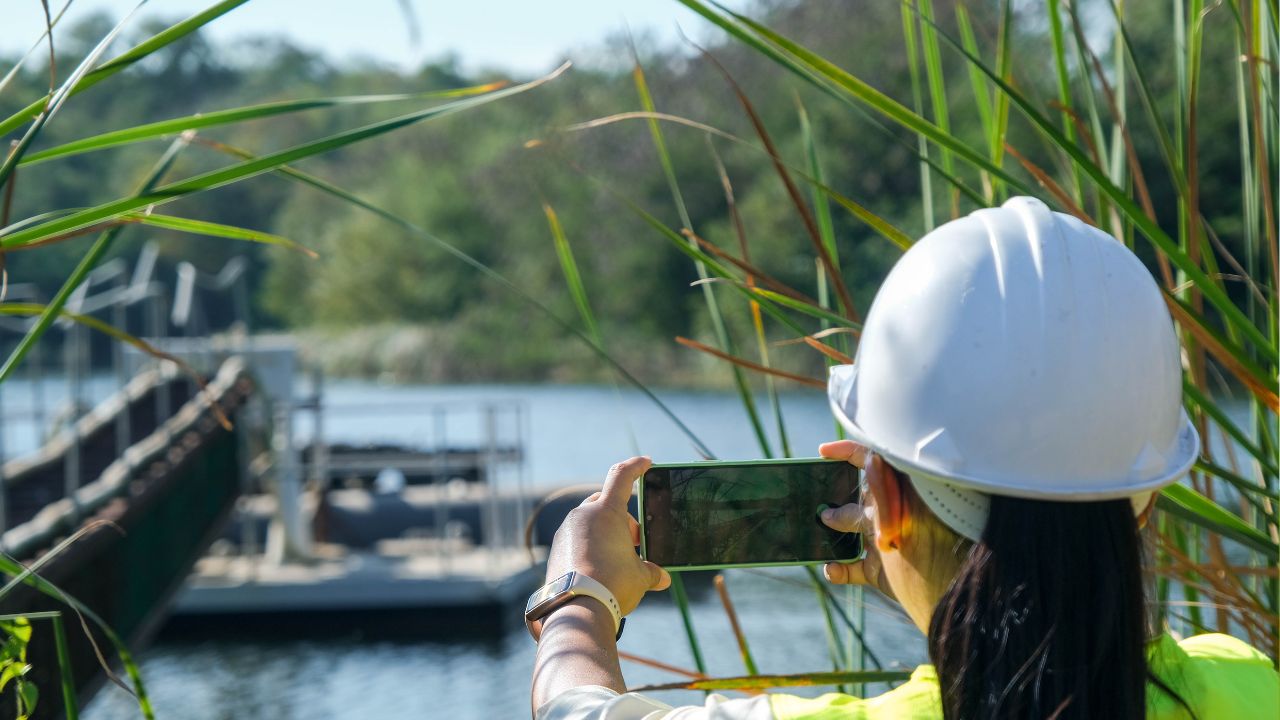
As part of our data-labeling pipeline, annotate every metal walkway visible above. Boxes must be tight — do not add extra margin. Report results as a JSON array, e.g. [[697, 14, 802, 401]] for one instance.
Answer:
[[0, 248, 544, 717]]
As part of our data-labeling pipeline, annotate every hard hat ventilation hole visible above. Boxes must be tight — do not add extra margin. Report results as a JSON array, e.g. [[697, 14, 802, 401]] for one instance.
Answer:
[[944, 485, 985, 511]]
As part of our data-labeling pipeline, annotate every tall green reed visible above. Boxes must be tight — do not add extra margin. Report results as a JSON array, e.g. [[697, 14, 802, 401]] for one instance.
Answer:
[[680, 0, 1278, 663]]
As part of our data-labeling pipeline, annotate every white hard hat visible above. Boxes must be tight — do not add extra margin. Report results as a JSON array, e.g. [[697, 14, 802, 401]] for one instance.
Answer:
[[829, 197, 1199, 541]]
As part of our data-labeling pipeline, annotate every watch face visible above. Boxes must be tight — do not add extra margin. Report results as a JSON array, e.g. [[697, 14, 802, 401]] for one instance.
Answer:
[[525, 572, 575, 616]]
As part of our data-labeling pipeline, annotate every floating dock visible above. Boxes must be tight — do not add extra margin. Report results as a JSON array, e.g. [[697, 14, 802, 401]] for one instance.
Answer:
[[169, 484, 552, 634]]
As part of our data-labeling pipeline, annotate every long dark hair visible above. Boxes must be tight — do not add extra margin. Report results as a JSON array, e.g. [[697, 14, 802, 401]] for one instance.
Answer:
[[926, 493, 1151, 719]]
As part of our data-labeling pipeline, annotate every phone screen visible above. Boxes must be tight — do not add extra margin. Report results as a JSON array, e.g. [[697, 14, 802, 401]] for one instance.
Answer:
[[641, 460, 861, 570]]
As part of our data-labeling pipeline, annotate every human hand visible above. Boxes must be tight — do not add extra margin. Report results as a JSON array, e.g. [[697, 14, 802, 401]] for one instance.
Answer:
[[817, 440, 896, 601], [546, 457, 672, 615]]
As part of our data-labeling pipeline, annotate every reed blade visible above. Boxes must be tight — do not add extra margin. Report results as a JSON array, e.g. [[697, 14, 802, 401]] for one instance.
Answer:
[[708, 141, 790, 458], [194, 140, 718, 459], [915, 0, 958, 217], [544, 203, 641, 454], [1159, 484, 1278, 559], [50, 614, 77, 720], [0, 1, 142, 191], [632, 669, 910, 692], [129, 214, 318, 257], [19, 82, 507, 167], [0, 136, 188, 383], [911, 9, 1277, 360], [1, 69, 562, 250], [631, 55, 773, 459], [667, 573, 707, 675], [713, 574, 759, 675], [0, 0, 73, 99], [0, 0, 252, 138]]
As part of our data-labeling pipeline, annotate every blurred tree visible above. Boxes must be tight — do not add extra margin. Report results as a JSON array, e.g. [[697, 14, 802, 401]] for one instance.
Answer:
[[0, 0, 1257, 383]]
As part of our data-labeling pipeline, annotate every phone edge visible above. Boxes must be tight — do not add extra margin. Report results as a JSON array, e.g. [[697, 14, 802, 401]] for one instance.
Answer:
[[648, 457, 840, 469], [637, 471, 649, 562], [661, 557, 861, 573]]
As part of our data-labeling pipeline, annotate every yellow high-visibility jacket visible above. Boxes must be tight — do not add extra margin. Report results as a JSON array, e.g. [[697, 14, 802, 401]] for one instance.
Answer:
[[772, 634, 1278, 719], [537, 634, 1279, 719]]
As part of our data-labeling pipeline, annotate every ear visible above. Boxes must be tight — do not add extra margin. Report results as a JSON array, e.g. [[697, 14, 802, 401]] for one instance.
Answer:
[[866, 454, 905, 552]]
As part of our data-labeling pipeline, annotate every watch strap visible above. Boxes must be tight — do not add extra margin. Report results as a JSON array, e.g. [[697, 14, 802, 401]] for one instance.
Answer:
[[526, 572, 624, 641], [564, 573, 623, 630]]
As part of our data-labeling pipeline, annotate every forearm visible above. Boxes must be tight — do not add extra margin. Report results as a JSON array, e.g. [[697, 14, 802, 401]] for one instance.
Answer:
[[531, 598, 626, 711]]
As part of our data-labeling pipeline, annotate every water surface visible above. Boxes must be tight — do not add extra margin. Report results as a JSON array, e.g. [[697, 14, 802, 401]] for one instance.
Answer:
[[82, 381, 926, 719]]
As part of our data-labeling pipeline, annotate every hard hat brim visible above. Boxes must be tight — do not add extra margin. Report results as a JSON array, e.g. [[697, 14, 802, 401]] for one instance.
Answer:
[[827, 364, 1200, 503]]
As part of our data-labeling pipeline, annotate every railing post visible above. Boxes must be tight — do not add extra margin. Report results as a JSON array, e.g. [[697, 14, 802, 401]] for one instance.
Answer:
[[63, 325, 83, 520], [237, 396, 257, 565], [433, 407, 449, 575], [113, 282, 131, 460], [149, 292, 170, 432], [266, 402, 311, 564], [483, 404, 499, 579], [309, 367, 327, 490], [30, 334, 45, 446], [513, 402, 529, 565]]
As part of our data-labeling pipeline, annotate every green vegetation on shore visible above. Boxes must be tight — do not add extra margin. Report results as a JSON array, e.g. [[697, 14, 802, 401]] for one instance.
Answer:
[[1, 1, 1258, 385]]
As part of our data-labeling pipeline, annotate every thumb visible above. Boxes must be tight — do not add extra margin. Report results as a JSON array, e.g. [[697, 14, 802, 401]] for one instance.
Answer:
[[821, 503, 869, 533], [600, 456, 651, 511], [644, 561, 671, 591]]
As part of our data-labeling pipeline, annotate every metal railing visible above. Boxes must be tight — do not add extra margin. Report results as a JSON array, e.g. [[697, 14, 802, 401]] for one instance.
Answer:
[[291, 375, 531, 574], [0, 243, 253, 540], [0, 245, 533, 579]]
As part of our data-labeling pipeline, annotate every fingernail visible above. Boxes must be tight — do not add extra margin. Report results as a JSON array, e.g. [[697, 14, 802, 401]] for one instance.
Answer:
[[821, 508, 834, 521]]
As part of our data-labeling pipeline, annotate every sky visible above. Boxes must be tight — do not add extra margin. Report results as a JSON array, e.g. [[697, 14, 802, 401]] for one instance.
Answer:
[[3, 0, 756, 75]]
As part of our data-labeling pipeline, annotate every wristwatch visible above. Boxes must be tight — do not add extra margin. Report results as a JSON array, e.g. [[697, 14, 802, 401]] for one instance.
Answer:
[[525, 571, 625, 642]]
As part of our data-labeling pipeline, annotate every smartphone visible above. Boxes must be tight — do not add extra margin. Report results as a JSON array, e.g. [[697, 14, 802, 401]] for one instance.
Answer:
[[639, 458, 862, 572]]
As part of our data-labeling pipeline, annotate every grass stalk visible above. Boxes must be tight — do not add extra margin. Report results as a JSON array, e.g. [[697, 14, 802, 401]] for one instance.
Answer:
[[708, 141, 789, 458], [567, 110, 929, 244], [915, 0, 958, 218], [1047, 0, 1083, 204], [631, 57, 773, 459], [198, 139, 719, 458], [543, 204, 641, 455], [0, 0, 252, 138], [667, 574, 707, 675], [805, 565, 849, 692], [713, 574, 758, 675], [50, 614, 77, 720], [632, 669, 911, 693], [0, 136, 188, 383], [901, 1, 935, 229]]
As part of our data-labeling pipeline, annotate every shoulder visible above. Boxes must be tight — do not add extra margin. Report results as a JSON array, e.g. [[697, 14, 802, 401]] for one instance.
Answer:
[[768, 668, 942, 720], [1148, 634, 1279, 720], [1176, 633, 1273, 664]]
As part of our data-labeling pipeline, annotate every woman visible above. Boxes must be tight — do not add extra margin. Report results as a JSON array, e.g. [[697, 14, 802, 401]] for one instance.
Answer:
[[528, 198, 1279, 719]]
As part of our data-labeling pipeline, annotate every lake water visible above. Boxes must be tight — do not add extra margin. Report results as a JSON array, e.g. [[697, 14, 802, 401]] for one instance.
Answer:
[[79, 381, 928, 720]]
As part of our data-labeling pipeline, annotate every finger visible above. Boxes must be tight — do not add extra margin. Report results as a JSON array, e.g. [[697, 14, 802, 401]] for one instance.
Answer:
[[599, 456, 651, 511], [819, 440, 870, 468], [823, 560, 870, 585], [821, 503, 869, 533], [579, 491, 602, 507], [644, 561, 671, 591], [628, 514, 641, 547]]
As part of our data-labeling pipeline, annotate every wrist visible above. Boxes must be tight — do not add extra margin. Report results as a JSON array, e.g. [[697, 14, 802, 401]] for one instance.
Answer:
[[546, 597, 614, 628], [537, 597, 618, 643]]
